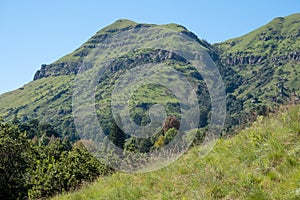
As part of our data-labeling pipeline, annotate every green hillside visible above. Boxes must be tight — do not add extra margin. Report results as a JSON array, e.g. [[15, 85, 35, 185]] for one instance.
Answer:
[[1, 14, 299, 136], [0, 19, 217, 138], [0, 75, 77, 139], [214, 13, 300, 128], [216, 13, 300, 81], [53, 105, 300, 200], [216, 13, 300, 55]]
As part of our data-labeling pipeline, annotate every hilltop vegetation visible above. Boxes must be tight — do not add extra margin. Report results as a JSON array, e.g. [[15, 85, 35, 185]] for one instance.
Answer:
[[216, 13, 300, 56], [53, 105, 300, 200]]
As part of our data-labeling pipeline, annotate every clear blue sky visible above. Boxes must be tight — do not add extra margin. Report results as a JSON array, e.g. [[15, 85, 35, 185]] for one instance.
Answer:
[[0, 0, 299, 94]]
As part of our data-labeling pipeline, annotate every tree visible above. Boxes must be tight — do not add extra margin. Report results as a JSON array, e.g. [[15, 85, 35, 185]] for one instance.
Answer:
[[154, 135, 165, 148], [164, 128, 178, 145], [0, 122, 32, 200], [163, 116, 180, 133], [0, 119, 111, 200], [12, 114, 20, 125], [108, 117, 127, 149]]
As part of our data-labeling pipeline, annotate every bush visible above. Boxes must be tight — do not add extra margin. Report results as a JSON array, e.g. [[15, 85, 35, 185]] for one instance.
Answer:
[[0, 120, 110, 200], [0, 122, 32, 200], [27, 141, 110, 199]]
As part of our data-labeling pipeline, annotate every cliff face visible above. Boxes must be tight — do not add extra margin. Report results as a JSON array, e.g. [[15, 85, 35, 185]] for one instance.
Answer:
[[33, 49, 189, 80], [215, 13, 300, 66], [220, 51, 300, 66], [34, 62, 82, 80]]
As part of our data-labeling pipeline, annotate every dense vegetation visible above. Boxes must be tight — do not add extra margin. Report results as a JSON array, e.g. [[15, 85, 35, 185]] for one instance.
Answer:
[[0, 114, 191, 199], [53, 105, 300, 200], [0, 118, 110, 199]]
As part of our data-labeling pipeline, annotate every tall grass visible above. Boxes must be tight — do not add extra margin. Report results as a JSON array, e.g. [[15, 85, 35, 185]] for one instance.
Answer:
[[53, 105, 300, 200]]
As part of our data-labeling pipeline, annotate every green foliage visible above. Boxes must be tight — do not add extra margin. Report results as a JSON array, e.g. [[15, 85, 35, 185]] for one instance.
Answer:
[[27, 141, 109, 199], [164, 127, 177, 145], [0, 120, 110, 200], [0, 122, 32, 199], [53, 105, 300, 200], [108, 118, 127, 149], [124, 136, 153, 153]]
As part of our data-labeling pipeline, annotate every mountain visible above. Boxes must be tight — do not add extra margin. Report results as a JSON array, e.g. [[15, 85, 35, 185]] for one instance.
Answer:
[[215, 13, 300, 127], [0, 19, 216, 140], [0, 14, 299, 139], [215, 14, 300, 101]]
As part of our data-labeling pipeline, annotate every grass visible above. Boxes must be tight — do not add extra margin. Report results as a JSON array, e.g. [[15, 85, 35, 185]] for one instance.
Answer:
[[216, 13, 300, 55], [213, 13, 300, 119], [0, 75, 75, 136], [52, 105, 300, 200], [0, 76, 73, 119], [56, 18, 210, 64]]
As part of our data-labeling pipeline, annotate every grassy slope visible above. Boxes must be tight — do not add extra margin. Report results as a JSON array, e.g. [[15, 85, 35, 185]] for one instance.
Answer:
[[214, 13, 300, 118], [0, 76, 75, 138], [55, 20, 195, 64], [53, 105, 300, 200], [216, 13, 300, 55], [0, 76, 73, 119]]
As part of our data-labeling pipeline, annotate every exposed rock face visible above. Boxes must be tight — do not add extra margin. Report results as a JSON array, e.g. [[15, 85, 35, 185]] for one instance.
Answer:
[[33, 49, 188, 80], [33, 62, 93, 80], [33, 20, 217, 81], [271, 51, 300, 63], [221, 51, 300, 66], [108, 49, 187, 73], [222, 55, 266, 66]]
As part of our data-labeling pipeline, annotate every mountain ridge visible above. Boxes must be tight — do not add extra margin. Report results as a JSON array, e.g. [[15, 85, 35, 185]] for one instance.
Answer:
[[1, 13, 300, 200], [33, 20, 212, 80], [0, 13, 299, 136]]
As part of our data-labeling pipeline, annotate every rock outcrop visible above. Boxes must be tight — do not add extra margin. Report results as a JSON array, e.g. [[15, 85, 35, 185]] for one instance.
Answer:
[[33, 62, 92, 80], [33, 49, 188, 80], [221, 51, 300, 66]]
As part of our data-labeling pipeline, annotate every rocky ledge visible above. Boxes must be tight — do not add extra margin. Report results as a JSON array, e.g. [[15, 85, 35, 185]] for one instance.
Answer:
[[33, 49, 188, 80], [221, 51, 300, 66]]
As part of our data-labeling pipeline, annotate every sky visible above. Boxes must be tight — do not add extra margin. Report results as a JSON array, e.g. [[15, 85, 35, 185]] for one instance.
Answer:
[[0, 0, 299, 95]]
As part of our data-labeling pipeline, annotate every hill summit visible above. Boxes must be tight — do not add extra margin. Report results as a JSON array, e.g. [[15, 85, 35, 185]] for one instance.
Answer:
[[0, 13, 299, 139]]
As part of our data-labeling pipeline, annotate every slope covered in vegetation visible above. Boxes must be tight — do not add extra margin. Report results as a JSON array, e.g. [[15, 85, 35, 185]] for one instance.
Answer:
[[215, 13, 300, 127], [0, 14, 299, 137], [53, 105, 300, 200]]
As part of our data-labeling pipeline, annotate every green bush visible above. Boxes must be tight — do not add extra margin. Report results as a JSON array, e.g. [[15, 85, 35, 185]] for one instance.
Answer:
[[0, 121, 32, 200], [0, 120, 110, 200]]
